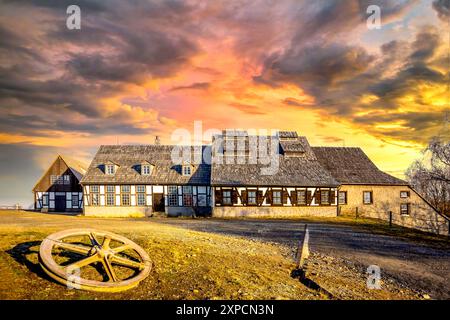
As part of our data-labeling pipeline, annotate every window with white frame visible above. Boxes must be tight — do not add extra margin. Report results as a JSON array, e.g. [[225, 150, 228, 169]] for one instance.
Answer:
[[72, 193, 79, 208], [320, 190, 330, 205], [182, 186, 193, 206], [400, 191, 410, 198], [400, 203, 410, 215], [42, 194, 48, 206], [136, 185, 146, 206], [90, 186, 99, 205], [222, 190, 232, 205], [363, 191, 373, 204], [106, 193, 115, 206], [182, 165, 192, 176], [106, 164, 115, 175], [297, 190, 306, 205], [121, 185, 130, 206], [142, 165, 152, 175], [137, 193, 146, 206], [64, 175, 70, 185], [198, 194, 207, 206], [272, 190, 282, 205], [247, 190, 257, 205], [106, 185, 115, 206], [50, 175, 68, 185], [168, 186, 178, 206], [338, 191, 347, 204]]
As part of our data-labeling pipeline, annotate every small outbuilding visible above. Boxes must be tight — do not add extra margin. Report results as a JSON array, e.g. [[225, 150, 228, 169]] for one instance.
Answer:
[[33, 155, 88, 213]]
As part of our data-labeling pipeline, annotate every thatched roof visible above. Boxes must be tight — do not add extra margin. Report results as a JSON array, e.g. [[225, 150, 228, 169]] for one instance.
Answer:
[[80, 145, 211, 185], [80, 133, 407, 187], [61, 155, 89, 181], [32, 155, 88, 191], [312, 147, 407, 185], [211, 135, 339, 187]]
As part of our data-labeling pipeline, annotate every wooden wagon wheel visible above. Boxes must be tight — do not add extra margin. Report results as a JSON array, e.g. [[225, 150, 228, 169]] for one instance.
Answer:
[[39, 229, 152, 292]]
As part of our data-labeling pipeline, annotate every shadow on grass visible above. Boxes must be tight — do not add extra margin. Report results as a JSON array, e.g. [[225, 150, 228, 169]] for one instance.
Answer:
[[5, 241, 56, 282], [291, 268, 335, 299], [6, 241, 142, 285]]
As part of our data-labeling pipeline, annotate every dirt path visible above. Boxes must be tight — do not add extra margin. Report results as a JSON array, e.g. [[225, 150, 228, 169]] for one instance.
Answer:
[[155, 218, 450, 299]]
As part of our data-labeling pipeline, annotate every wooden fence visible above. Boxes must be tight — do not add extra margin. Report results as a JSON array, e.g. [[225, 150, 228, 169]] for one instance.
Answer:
[[0, 204, 22, 210]]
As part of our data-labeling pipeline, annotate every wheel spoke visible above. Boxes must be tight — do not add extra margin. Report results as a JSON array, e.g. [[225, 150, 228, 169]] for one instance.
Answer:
[[89, 232, 101, 246], [112, 244, 131, 253], [55, 242, 91, 255], [103, 236, 111, 249], [110, 254, 145, 270], [65, 254, 99, 271], [102, 257, 118, 282]]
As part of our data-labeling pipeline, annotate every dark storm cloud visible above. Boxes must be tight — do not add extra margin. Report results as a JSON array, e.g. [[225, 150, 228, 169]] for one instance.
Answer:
[[256, 15, 446, 144], [0, 24, 46, 63], [353, 111, 445, 131], [258, 43, 374, 96], [2, 0, 106, 12], [66, 29, 198, 82], [0, 0, 200, 136], [0, 66, 110, 117], [0, 113, 150, 136], [432, 0, 450, 20], [288, 0, 416, 44], [368, 63, 445, 99], [410, 28, 441, 62]]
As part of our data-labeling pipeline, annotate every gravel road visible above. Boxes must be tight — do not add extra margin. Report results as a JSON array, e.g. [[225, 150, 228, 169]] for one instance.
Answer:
[[155, 218, 450, 299]]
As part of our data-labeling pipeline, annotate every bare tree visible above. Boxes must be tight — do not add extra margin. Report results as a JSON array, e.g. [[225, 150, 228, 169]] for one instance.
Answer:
[[406, 138, 450, 217]]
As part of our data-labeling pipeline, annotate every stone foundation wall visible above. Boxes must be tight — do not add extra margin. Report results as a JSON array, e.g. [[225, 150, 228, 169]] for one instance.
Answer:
[[339, 185, 449, 235], [213, 206, 337, 218], [83, 206, 151, 218]]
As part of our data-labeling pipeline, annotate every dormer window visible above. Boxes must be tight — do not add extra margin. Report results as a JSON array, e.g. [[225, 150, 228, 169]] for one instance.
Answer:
[[106, 164, 115, 175], [182, 165, 192, 176], [142, 164, 152, 175]]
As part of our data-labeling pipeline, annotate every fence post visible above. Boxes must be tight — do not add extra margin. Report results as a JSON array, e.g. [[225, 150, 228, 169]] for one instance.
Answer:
[[389, 211, 392, 228], [355, 207, 359, 219], [296, 224, 310, 269]]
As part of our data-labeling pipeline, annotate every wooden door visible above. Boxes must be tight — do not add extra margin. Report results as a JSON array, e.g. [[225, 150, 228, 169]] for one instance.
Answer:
[[152, 193, 165, 212], [55, 194, 66, 212]]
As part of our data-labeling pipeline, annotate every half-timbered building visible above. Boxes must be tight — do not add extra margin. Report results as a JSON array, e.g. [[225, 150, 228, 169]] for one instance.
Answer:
[[211, 131, 340, 217], [33, 155, 87, 213], [80, 145, 212, 217], [313, 147, 449, 235]]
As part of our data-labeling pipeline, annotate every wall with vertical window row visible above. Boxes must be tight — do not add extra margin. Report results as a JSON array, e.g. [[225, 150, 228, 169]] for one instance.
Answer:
[[211, 186, 338, 218], [83, 184, 211, 217]]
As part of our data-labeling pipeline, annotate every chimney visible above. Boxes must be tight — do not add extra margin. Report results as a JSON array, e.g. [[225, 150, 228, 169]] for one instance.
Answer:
[[154, 136, 161, 145]]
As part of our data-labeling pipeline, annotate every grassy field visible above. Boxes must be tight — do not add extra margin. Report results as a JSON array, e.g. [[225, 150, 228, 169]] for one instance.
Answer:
[[0, 210, 428, 300]]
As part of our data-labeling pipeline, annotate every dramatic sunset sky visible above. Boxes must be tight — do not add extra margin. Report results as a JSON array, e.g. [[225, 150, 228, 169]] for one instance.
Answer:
[[0, 0, 449, 206]]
